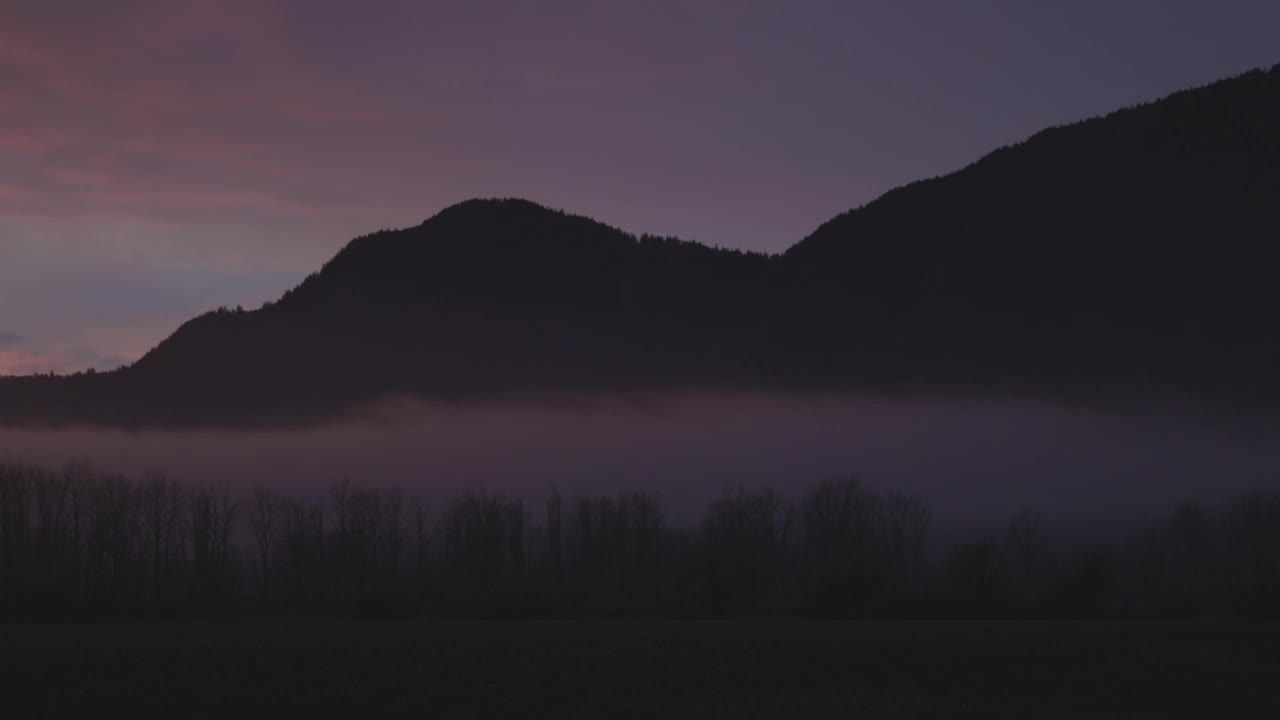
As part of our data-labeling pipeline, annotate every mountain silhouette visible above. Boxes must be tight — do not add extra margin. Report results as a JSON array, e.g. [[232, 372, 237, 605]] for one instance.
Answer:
[[2, 65, 1278, 427]]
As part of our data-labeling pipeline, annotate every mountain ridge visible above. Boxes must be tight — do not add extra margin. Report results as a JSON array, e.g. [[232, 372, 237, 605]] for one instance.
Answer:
[[3, 64, 1279, 427]]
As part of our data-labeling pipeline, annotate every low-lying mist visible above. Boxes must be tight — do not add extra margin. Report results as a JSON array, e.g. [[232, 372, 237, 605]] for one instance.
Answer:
[[2, 391, 1278, 529]]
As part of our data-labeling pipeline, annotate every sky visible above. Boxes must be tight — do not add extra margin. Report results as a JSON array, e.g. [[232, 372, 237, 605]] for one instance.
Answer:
[[1, 0, 1278, 375]]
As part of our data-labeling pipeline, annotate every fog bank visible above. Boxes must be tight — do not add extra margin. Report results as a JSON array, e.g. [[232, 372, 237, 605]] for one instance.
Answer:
[[2, 392, 1278, 528]]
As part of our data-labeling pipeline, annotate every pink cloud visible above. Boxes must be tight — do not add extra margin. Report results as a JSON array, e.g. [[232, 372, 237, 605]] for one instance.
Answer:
[[0, 346, 129, 376], [0, 126, 72, 153], [92, 187, 313, 216], [0, 32, 60, 69], [42, 166, 117, 188], [0, 10, 422, 238], [0, 348, 60, 376], [0, 184, 34, 202]]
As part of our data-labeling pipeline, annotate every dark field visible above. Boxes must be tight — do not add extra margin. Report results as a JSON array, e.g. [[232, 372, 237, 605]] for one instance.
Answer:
[[3, 622, 1278, 719]]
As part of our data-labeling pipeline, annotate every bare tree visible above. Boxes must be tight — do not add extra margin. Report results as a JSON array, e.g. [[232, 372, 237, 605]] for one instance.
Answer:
[[546, 485, 562, 590], [282, 497, 324, 608], [1219, 492, 1280, 617], [142, 469, 183, 606], [383, 488, 406, 591], [248, 484, 282, 600], [1005, 509, 1051, 611], [801, 475, 880, 609], [0, 464, 33, 608], [189, 483, 236, 603], [410, 495, 429, 587], [703, 485, 786, 612], [880, 491, 931, 594]]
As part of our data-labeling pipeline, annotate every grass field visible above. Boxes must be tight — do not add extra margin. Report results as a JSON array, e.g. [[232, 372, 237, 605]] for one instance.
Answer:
[[3, 621, 1278, 718]]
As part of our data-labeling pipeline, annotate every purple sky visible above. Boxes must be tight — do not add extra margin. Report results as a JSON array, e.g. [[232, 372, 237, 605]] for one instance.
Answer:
[[1, 0, 1277, 374]]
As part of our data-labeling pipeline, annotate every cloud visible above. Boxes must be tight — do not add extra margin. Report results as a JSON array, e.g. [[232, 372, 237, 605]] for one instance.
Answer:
[[65, 347, 132, 372], [0, 4, 413, 238], [0, 348, 57, 375], [0, 345, 131, 376], [0, 331, 21, 346]]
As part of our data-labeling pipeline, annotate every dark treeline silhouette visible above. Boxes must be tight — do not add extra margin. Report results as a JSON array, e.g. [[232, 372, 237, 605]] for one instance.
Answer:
[[2, 65, 1279, 426], [4, 462, 1279, 622]]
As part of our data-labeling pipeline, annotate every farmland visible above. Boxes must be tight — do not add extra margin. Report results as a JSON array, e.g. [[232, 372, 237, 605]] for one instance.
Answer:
[[4, 621, 1278, 718]]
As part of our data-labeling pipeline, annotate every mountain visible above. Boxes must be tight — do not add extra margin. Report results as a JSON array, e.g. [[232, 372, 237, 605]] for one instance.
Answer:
[[782, 65, 1280, 407], [0, 202, 779, 426], [2, 65, 1278, 427]]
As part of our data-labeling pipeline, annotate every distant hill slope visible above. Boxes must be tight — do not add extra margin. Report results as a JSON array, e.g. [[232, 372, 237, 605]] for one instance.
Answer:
[[2, 65, 1278, 426], [781, 65, 1280, 406]]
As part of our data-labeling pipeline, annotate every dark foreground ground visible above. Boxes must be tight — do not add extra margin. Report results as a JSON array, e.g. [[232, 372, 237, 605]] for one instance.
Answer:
[[3, 621, 1278, 719]]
